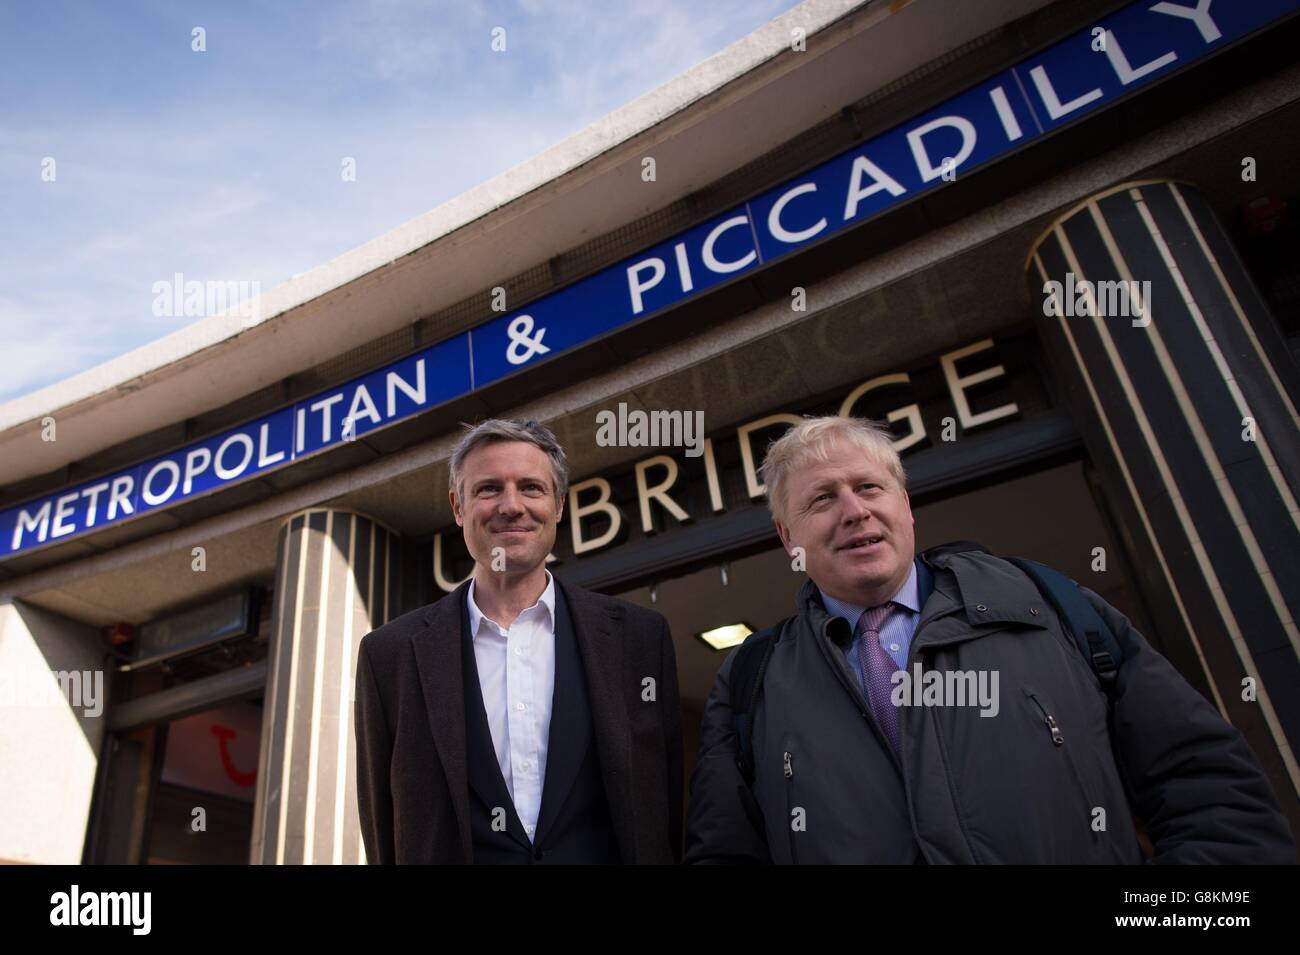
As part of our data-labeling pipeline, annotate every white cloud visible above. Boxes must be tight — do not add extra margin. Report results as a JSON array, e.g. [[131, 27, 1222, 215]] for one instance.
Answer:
[[0, 295, 115, 398], [0, 0, 799, 406]]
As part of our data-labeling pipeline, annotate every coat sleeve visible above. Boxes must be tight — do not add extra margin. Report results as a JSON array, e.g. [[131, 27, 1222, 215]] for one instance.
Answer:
[[683, 650, 773, 864], [354, 635, 396, 865], [658, 616, 684, 863], [1081, 586, 1296, 863]]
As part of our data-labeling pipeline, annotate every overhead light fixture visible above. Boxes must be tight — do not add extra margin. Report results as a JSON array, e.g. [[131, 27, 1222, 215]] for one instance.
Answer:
[[696, 623, 753, 651]]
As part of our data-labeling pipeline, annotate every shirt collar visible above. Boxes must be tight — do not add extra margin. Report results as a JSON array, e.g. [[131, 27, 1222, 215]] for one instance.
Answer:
[[818, 559, 920, 634], [467, 568, 556, 637]]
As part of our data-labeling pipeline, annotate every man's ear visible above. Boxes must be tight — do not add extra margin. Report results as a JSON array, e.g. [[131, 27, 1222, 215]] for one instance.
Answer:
[[449, 488, 463, 526], [775, 519, 793, 554]]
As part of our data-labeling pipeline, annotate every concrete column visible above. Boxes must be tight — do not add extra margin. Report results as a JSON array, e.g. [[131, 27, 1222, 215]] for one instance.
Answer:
[[1027, 179, 1300, 824], [250, 509, 401, 864], [0, 599, 108, 863]]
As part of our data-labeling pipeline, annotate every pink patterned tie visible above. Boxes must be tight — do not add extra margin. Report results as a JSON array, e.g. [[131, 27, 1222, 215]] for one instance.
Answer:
[[859, 603, 900, 755]]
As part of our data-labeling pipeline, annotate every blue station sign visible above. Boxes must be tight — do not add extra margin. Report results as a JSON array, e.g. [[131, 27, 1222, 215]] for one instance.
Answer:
[[4, 0, 1296, 559]]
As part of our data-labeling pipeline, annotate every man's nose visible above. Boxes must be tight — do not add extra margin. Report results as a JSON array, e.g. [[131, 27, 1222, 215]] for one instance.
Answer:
[[839, 486, 871, 521], [497, 486, 525, 515]]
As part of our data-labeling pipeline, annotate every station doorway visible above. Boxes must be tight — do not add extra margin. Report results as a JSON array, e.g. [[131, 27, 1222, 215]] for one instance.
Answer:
[[84, 590, 271, 864]]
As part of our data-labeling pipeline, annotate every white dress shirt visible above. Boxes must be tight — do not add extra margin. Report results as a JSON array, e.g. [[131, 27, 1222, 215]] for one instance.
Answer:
[[466, 570, 557, 842]]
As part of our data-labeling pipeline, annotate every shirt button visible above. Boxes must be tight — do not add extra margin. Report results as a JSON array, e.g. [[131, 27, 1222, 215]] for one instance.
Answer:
[[889, 644, 900, 652], [516, 703, 525, 711], [521, 760, 531, 771], [514, 646, 524, 655]]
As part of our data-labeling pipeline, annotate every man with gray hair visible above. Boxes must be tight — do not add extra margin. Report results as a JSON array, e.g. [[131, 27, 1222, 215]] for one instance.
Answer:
[[355, 418, 683, 863], [685, 415, 1293, 864]]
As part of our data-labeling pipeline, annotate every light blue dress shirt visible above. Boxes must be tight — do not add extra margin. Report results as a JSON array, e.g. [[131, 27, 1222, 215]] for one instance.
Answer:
[[819, 561, 921, 694], [467, 570, 556, 842]]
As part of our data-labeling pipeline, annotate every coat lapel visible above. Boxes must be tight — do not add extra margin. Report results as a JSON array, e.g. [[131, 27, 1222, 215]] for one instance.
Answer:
[[411, 579, 474, 863], [916, 552, 961, 629], [533, 584, 591, 843], [459, 591, 531, 848], [555, 578, 635, 863], [915, 556, 935, 611]]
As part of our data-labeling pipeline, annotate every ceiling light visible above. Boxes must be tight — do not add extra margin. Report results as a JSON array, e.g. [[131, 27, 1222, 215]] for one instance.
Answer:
[[697, 623, 752, 651]]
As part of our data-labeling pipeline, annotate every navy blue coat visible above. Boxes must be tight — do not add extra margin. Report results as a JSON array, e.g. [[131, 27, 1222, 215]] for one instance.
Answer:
[[685, 545, 1295, 864]]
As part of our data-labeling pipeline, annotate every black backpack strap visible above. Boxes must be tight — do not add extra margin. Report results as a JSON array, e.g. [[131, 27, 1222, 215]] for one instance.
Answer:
[[730, 620, 786, 788], [1006, 557, 1124, 695]]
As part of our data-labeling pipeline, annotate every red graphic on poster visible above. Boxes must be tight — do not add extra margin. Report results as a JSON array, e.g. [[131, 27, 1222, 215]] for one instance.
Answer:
[[211, 724, 257, 787], [161, 701, 261, 802]]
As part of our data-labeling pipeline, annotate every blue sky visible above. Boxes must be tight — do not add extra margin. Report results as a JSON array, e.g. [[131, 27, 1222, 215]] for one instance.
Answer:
[[0, 0, 798, 404]]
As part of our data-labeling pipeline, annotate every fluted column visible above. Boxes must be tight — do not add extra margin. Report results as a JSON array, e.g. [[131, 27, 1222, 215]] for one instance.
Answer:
[[250, 508, 401, 864], [1027, 179, 1300, 817]]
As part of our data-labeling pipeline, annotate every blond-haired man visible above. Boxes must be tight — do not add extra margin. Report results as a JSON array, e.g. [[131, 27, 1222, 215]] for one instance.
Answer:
[[685, 416, 1293, 864]]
